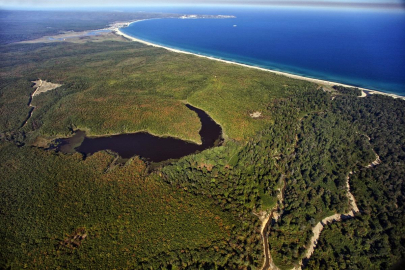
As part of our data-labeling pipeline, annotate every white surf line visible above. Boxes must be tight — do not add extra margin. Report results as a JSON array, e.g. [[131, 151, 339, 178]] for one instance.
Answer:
[[112, 18, 397, 269], [114, 22, 405, 101]]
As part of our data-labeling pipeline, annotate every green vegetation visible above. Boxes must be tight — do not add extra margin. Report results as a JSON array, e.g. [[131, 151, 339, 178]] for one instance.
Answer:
[[269, 111, 374, 269], [1, 42, 204, 142], [0, 10, 178, 44], [1, 13, 404, 269], [332, 85, 361, 97], [0, 143, 242, 269], [0, 37, 316, 143], [306, 95, 405, 269]]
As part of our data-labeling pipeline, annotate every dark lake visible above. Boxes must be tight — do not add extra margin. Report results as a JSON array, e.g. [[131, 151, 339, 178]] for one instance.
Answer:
[[57, 104, 222, 162]]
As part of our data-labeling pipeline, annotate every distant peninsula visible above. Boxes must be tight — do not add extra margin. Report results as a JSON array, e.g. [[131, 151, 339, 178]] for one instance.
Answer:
[[1, 9, 404, 270], [179, 14, 236, 19]]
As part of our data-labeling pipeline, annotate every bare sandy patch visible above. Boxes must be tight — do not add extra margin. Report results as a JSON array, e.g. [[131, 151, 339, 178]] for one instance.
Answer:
[[250, 111, 262, 118], [22, 79, 63, 128], [359, 90, 367, 97], [32, 79, 62, 96]]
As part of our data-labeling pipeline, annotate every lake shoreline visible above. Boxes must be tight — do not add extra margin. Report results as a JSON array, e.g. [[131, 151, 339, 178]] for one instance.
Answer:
[[56, 104, 223, 162], [114, 21, 405, 100]]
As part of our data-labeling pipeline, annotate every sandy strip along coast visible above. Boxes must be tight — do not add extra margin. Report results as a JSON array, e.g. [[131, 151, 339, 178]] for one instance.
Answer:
[[114, 21, 405, 100]]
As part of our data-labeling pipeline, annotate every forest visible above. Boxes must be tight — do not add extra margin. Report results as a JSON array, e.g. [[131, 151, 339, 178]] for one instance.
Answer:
[[305, 94, 405, 269], [0, 10, 178, 44], [1, 11, 404, 270]]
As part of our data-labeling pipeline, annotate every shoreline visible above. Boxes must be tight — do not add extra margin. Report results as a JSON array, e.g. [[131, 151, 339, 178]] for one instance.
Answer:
[[114, 21, 405, 100]]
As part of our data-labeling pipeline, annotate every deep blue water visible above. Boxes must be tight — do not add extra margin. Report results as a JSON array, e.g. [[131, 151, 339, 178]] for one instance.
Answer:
[[121, 7, 405, 95]]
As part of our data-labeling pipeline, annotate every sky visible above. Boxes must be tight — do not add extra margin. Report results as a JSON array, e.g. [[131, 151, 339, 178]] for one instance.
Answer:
[[0, 0, 403, 9]]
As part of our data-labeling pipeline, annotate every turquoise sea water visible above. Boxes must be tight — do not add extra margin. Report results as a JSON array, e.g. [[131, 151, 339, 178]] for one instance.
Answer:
[[121, 7, 405, 95]]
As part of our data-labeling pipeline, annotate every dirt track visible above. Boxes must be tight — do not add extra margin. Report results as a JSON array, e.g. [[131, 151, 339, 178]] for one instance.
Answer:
[[21, 79, 61, 127]]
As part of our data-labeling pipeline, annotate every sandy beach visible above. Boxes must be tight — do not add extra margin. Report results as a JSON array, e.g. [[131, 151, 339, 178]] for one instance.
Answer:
[[114, 21, 405, 100]]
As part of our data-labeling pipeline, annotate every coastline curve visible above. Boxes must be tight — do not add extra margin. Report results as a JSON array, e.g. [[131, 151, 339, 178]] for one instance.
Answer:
[[114, 21, 405, 100]]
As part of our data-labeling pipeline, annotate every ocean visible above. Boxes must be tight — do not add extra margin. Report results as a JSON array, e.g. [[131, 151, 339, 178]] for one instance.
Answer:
[[120, 6, 405, 95]]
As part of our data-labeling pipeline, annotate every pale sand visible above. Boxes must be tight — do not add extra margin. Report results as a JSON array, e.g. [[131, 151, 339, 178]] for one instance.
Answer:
[[32, 79, 62, 96], [346, 172, 359, 213], [366, 152, 381, 168], [117, 19, 402, 268], [303, 173, 360, 261], [293, 180, 357, 270], [22, 79, 62, 128], [294, 149, 380, 270], [114, 21, 405, 101], [359, 90, 368, 97], [250, 111, 262, 118]]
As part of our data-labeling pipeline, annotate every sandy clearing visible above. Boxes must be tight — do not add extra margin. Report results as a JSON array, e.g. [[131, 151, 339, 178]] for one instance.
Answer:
[[21, 79, 62, 128], [16, 19, 405, 100], [32, 79, 62, 96], [113, 19, 395, 270], [359, 90, 367, 97], [250, 111, 262, 118]]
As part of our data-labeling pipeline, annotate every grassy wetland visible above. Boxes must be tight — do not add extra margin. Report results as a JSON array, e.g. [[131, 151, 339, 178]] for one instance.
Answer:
[[1, 11, 405, 270]]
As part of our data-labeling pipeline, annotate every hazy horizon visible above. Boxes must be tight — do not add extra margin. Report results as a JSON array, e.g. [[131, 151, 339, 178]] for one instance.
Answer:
[[1, 0, 404, 10]]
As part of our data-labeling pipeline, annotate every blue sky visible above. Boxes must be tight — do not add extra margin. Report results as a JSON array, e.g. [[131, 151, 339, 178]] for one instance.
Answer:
[[1, 0, 403, 9]]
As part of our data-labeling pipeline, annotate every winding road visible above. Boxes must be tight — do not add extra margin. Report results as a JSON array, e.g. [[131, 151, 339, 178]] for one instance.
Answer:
[[21, 79, 61, 128], [259, 142, 381, 270], [257, 175, 286, 270]]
